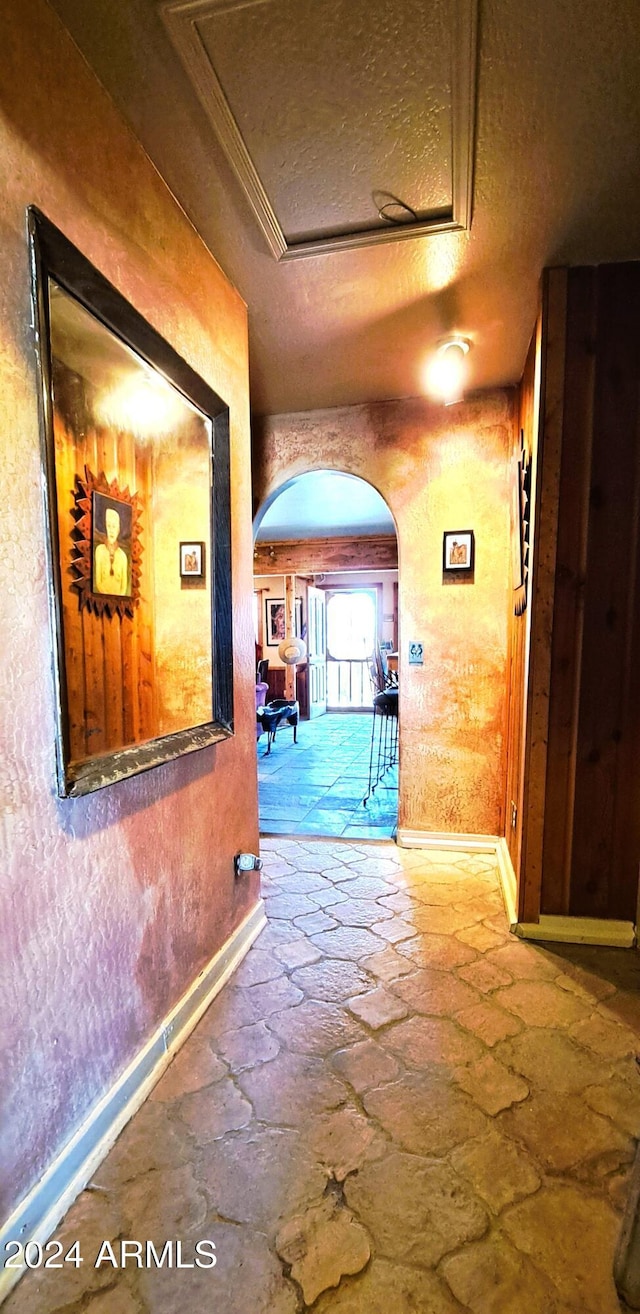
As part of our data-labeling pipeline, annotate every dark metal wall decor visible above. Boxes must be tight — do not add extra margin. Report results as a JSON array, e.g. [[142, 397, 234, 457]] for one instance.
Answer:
[[513, 428, 532, 616], [72, 467, 143, 618]]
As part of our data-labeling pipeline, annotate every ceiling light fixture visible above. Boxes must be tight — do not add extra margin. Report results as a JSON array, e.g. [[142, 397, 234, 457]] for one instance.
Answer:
[[425, 337, 471, 405]]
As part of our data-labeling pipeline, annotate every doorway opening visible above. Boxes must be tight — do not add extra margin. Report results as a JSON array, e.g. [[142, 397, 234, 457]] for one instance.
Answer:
[[253, 470, 399, 840]]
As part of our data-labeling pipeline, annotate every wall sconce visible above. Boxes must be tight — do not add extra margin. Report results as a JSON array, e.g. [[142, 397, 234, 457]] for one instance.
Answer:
[[425, 337, 471, 405]]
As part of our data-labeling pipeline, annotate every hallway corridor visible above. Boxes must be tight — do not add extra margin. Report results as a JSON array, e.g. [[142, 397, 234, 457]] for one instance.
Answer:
[[8, 838, 640, 1313], [258, 713, 398, 839]]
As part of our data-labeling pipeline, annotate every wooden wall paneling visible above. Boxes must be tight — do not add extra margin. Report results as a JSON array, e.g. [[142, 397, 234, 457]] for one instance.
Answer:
[[570, 265, 640, 918], [117, 426, 140, 746], [519, 269, 567, 924], [611, 322, 640, 921], [541, 269, 598, 914], [253, 535, 398, 575], [80, 426, 108, 760], [136, 443, 157, 741]]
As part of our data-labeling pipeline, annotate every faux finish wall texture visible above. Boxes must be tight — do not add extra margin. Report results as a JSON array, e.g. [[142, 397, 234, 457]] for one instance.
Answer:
[[254, 393, 515, 835], [0, 0, 258, 1221]]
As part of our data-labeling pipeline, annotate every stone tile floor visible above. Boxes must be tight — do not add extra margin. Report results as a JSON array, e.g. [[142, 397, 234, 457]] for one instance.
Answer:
[[258, 712, 398, 839], [7, 837, 640, 1313]]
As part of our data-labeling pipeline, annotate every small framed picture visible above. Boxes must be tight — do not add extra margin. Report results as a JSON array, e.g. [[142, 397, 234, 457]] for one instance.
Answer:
[[443, 530, 474, 572], [265, 597, 303, 646], [180, 541, 205, 579]]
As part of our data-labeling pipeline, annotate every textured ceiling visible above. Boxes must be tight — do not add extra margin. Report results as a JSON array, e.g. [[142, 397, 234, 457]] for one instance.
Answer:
[[255, 471, 395, 540], [49, 0, 640, 415]]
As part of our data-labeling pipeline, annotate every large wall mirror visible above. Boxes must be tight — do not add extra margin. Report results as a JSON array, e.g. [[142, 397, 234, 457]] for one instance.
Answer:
[[29, 209, 233, 797]]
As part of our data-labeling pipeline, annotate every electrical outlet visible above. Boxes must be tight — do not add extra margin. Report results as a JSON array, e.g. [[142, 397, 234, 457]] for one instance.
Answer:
[[511, 801, 518, 830]]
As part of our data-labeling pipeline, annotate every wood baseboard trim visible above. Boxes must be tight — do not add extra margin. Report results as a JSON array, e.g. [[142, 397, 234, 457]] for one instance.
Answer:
[[514, 914, 636, 948], [0, 899, 266, 1305]]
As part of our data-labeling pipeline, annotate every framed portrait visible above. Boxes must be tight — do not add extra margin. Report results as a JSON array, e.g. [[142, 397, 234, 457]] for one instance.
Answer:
[[180, 541, 205, 579], [30, 208, 234, 798], [265, 597, 303, 647], [443, 530, 474, 573]]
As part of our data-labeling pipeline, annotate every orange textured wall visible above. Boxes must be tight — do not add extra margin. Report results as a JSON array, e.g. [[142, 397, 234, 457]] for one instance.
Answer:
[[254, 392, 515, 836], [0, 0, 258, 1221]]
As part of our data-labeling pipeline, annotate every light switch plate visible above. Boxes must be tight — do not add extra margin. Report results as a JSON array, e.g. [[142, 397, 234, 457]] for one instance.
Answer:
[[408, 641, 424, 665]]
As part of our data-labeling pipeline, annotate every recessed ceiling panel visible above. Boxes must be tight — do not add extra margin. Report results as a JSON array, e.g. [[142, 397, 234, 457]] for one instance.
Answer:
[[162, 0, 477, 258]]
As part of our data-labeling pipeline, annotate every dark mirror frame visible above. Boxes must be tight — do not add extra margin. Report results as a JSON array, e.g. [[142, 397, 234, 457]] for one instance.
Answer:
[[29, 208, 234, 798]]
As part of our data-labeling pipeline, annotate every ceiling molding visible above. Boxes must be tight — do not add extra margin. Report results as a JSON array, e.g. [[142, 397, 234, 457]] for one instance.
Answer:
[[161, 0, 478, 261]]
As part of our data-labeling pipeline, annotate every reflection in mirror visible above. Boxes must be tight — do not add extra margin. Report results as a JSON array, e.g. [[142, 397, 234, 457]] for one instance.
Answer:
[[49, 281, 214, 764]]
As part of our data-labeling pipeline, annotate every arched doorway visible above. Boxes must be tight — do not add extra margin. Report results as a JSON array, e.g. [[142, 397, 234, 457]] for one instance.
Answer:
[[253, 471, 399, 840]]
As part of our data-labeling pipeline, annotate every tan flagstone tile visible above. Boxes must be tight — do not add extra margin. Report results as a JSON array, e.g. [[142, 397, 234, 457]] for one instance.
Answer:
[[310, 926, 385, 960], [330, 898, 393, 927], [242, 976, 304, 1017], [376, 891, 415, 913], [291, 958, 376, 1002], [150, 1038, 228, 1101], [214, 1020, 280, 1073], [570, 1010, 639, 1059], [140, 1222, 299, 1314], [456, 921, 506, 952], [331, 1038, 402, 1093], [441, 1233, 575, 1314], [390, 966, 483, 1017], [346, 857, 402, 879], [234, 948, 284, 987], [237, 1052, 349, 1124], [396, 931, 478, 970], [266, 1000, 364, 1056], [346, 986, 409, 1029], [484, 941, 559, 980], [498, 1091, 633, 1172], [292, 909, 339, 934], [343, 1151, 488, 1267], [266, 891, 319, 920], [408, 904, 482, 934], [494, 980, 590, 1028], [501, 1183, 623, 1313], [381, 1014, 485, 1070], [457, 957, 513, 993], [453, 1054, 529, 1116], [368, 916, 416, 944], [312, 1258, 464, 1314], [194, 1125, 327, 1228], [175, 1076, 253, 1142], [308, 1105, 385, 1180], [340, 875, 398, 899], [273, 937, 323, 969], [493, 1027, 608, 1094], [451, 1127, 541, 1213], [583, 1075, 640, 1138], [275, 1193, 371, 1306], [363, 1073, 489, 1156], [308, 885, 350, 909], [455, 1000, 524, 1047], [360, 944, 416, 982]]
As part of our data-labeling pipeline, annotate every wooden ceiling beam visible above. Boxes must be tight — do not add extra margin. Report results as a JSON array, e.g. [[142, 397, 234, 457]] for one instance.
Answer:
[[253, 535, 398, 575]]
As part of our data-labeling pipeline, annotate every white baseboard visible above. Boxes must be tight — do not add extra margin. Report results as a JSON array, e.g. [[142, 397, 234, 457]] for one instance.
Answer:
[[0, 899, 266, 1306], [396, 829, 500, 854], [515, 915, 636, 948], [395, 830, 636, 947], [496, 837, 518, 926]]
